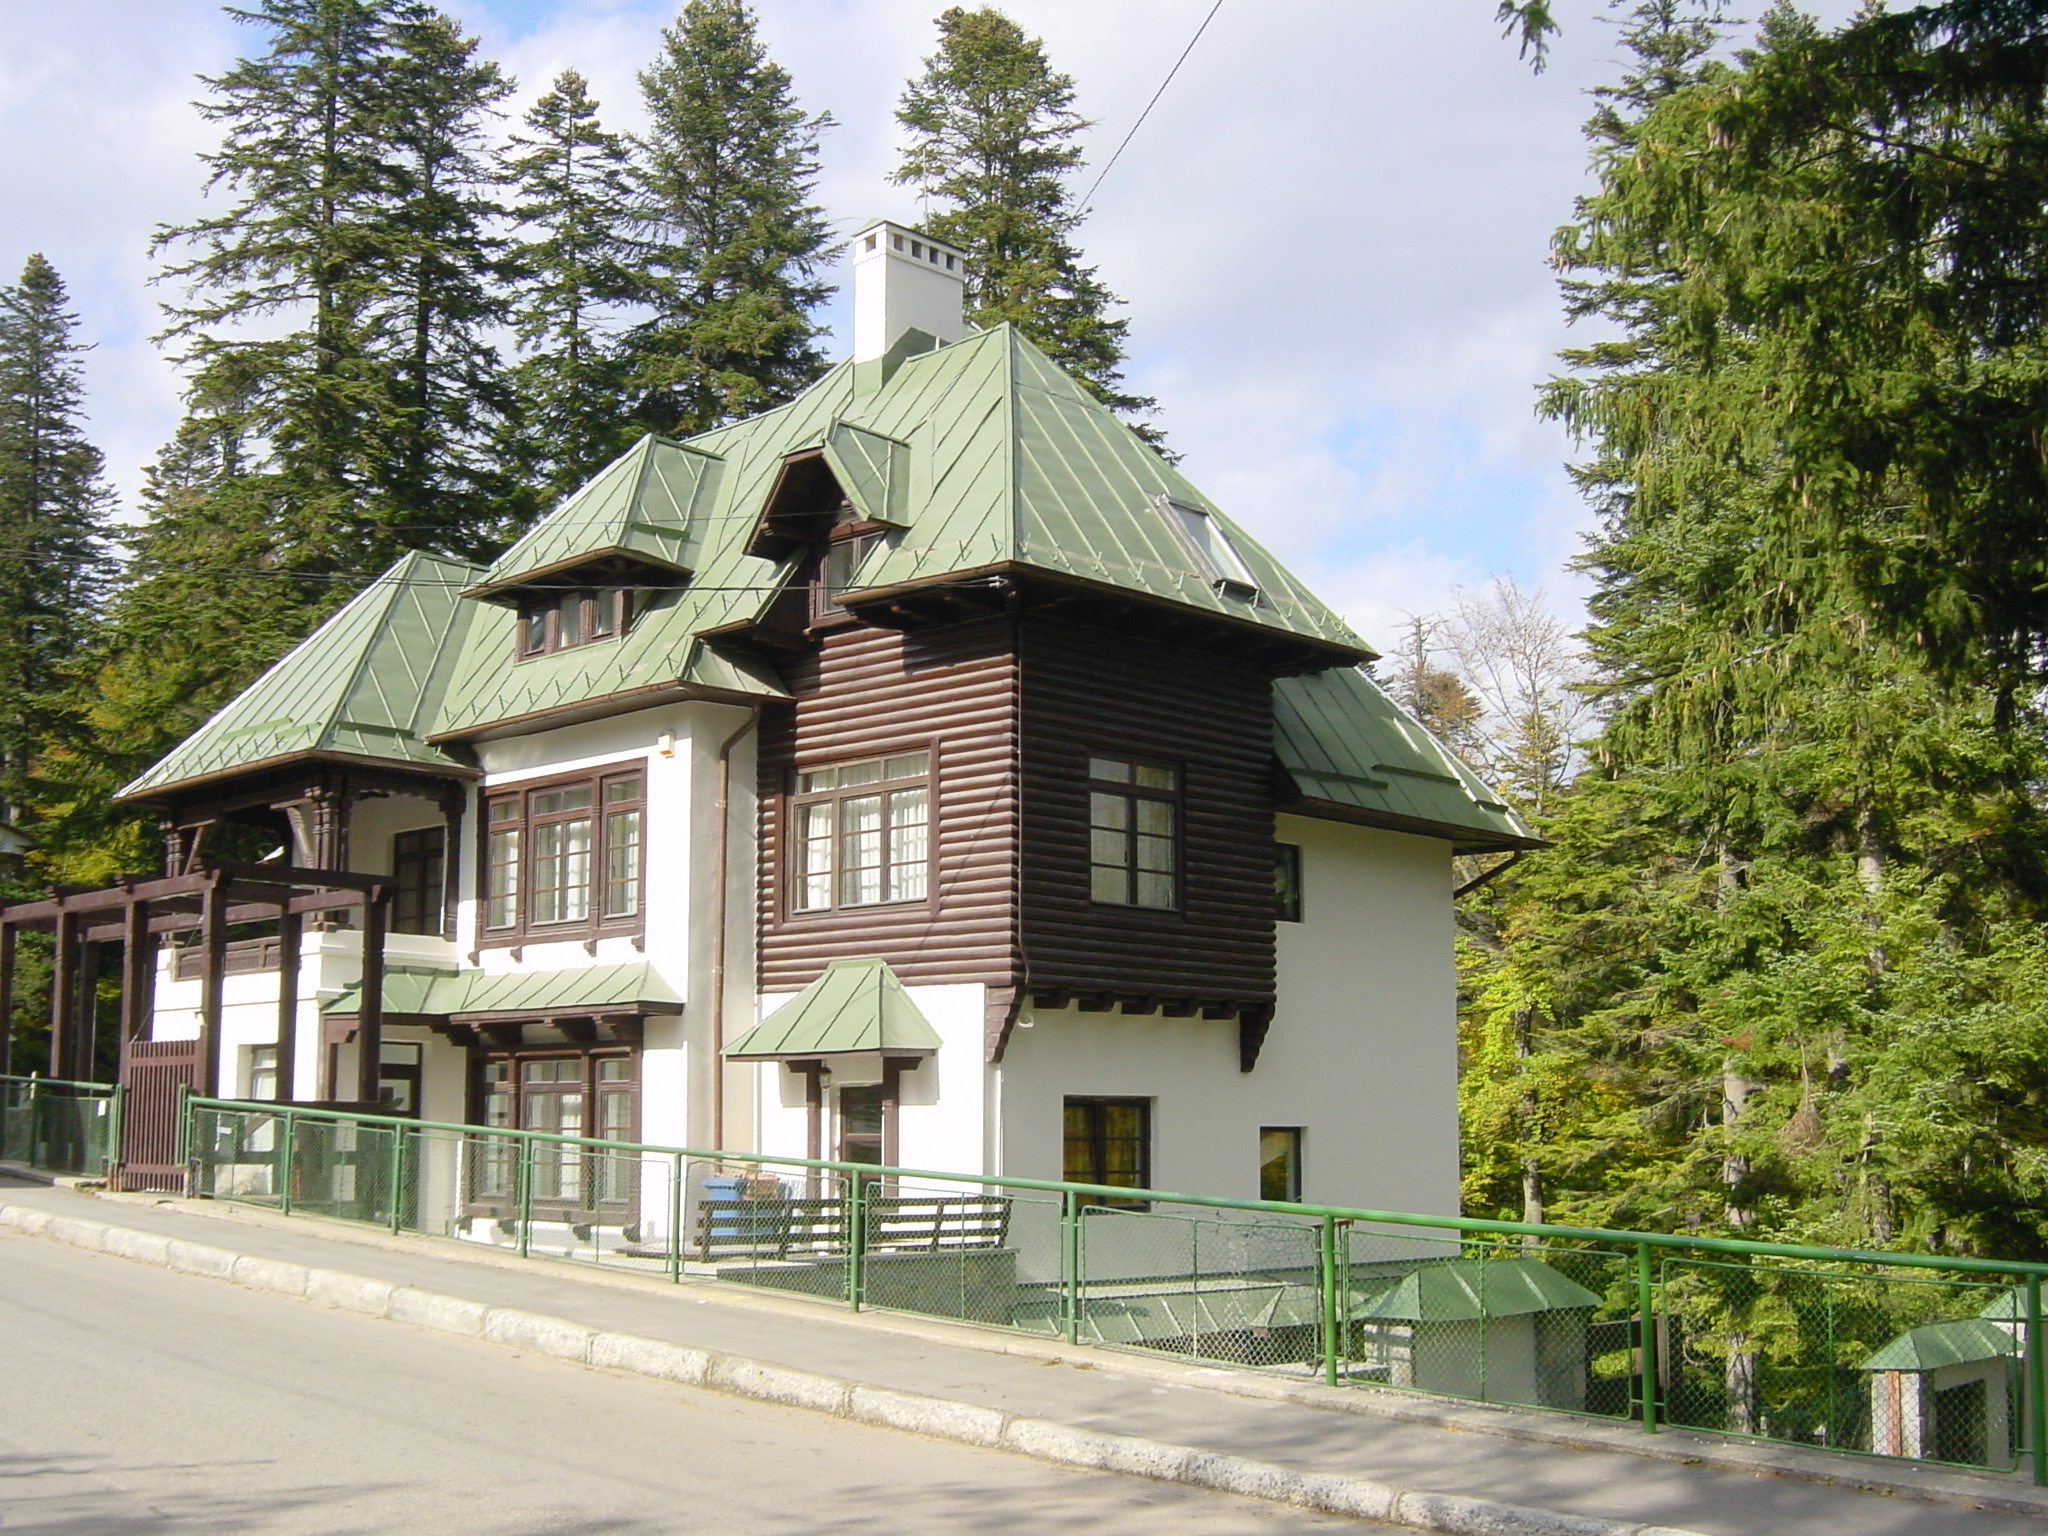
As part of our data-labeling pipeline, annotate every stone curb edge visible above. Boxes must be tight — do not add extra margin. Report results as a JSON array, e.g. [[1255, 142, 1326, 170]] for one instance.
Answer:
[[0, 1201, 1710, 1536]]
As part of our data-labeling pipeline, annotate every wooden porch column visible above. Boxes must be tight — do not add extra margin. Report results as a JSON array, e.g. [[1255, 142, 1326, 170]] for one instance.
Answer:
[[120, 899, 156, 1046], [0, 922, 15, 1078], [73, 938, 103, 1083], [354, 888, 387, 1106], [196, 874, 228, 1099], [48, 909, 77, 1079], [275, 906, 302, 1101]]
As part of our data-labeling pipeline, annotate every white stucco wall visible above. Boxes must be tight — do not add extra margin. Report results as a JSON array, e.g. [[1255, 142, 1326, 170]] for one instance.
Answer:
[[995, 815, 1459, 1216]]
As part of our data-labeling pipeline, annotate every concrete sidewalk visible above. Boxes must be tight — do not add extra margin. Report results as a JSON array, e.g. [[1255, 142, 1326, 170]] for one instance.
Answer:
[[2, 1177, 2040, 1535]]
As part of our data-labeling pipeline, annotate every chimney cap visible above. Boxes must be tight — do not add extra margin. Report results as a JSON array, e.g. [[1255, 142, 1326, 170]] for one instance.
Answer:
[[850, 217, 967, 364]]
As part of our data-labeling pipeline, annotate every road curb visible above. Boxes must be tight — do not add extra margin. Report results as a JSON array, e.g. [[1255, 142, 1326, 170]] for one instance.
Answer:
[[0, 1199, 1712, 1536]]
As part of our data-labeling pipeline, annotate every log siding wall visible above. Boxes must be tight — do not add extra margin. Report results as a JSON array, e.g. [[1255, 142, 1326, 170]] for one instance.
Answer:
[[1017, 616, 1277, 1011], [756, 616, 1020, 995], [756, 608, 1279, 1020]]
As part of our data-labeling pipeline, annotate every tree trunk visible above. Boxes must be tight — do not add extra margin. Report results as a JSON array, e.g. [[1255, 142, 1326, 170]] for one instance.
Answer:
[[1515, 1008, 1544, 1234], [1725, 1330, 1760, 1435]]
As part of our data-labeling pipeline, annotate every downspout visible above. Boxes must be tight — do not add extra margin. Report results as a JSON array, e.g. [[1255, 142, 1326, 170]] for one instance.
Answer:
[[709, 703, 762, 1153]]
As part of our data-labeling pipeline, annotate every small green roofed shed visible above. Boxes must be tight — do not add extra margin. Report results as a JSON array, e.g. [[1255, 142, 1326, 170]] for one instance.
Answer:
[[119, 550, 483, 802], [724, 958, 943, 1061], [1860, 1317, 2017, 1373], [1357, 1258, 1601, 1323]]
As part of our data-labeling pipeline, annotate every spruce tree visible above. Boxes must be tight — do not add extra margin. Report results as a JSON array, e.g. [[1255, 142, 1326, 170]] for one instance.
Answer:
[[502, 70, 644, 510], [629, 0, 835, 436], [0, 255, 115, 839], [893, 6, 1157, 436]]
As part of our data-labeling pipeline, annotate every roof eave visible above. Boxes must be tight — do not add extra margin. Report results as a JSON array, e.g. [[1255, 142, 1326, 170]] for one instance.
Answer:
[[117, 747, 480, 808], [1278, 795, 1546, 854], [426, 677, 778, 747], [460, 546, 695, 605]]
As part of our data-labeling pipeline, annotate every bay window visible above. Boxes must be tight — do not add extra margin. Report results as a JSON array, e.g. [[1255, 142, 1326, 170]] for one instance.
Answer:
[[789, 751, 930, 913]]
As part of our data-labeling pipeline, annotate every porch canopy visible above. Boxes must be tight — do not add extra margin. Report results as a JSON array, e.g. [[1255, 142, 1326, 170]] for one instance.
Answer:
[[723, 957, 942, 1063], [324, 960, 682, 1046]]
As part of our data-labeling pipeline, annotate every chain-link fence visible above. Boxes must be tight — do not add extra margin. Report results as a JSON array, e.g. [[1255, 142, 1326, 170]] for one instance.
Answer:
[[0, 1073, 119, 1178], [184, 1097, 2048, 1483]]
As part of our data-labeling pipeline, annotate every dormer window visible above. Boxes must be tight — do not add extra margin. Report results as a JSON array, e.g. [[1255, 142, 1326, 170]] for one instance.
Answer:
[[519, 588, 634, 658], [1158, 495, 1259, 601], [809, 522, 880, 625]]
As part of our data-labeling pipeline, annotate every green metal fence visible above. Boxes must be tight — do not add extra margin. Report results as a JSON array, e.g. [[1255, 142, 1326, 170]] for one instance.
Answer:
[[1, 1073, 121, 1178], [184, 1095, 2048, 1483]]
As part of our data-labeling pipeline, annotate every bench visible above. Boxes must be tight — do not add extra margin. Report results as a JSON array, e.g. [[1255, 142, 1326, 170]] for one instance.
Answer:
[[693, 1191, 1012, 1262]]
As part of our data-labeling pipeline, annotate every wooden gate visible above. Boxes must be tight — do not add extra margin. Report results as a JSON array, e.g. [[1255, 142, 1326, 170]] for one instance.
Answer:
[[115, 1037, 199, 1191]]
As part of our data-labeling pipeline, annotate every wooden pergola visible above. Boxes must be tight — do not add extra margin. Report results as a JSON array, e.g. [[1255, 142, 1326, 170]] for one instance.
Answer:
[[0, 861, 394, 1187]]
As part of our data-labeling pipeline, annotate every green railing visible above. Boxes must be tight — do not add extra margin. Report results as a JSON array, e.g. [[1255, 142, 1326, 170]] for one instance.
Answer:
[[2, 1073, 121, 1178], [184, 1095, 2048, 1484]]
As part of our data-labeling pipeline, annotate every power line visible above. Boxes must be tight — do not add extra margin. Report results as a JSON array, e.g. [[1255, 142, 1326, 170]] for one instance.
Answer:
[[1080, 0, 1227, 209]]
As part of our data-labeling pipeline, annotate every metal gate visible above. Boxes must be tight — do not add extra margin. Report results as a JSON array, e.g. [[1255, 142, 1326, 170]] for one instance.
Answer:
[[115, 1038, 198, 1191]]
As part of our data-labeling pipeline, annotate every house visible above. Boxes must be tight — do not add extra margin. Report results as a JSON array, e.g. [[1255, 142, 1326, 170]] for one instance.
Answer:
[[6, 218, 1533, 1228]]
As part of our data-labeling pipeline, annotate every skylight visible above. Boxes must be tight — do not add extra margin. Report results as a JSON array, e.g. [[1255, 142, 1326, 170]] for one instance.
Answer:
[[1158, 495, 1259, 600]]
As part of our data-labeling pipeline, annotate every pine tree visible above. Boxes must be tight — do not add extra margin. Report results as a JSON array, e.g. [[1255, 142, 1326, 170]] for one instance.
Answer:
[[893, 6, 1157, 437], [629, 0, 834, 437], [501, 70, 644, 510], [372, 8, 516, 555], [0, 255, 116, 841]]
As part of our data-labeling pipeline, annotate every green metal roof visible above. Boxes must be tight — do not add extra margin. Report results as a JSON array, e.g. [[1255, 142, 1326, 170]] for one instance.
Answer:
[[1355, 1258, 1601, 1323], [120, 551, 483, 802], [1860, 1317, 2017, 1373], [325, 961, 681, 1020], [124, 327, 1530, 853], [463, 434, 720, 601], [724, 957, 943, 1059], [1275, 666, 1536, 852]]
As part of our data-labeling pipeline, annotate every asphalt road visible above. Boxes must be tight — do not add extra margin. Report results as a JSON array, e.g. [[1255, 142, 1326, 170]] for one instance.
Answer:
[[0, 1229, 1384, 1534]]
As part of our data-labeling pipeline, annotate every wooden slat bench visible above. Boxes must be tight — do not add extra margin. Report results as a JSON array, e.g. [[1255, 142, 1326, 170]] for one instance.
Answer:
[[693, 1191, 1012, 1262]]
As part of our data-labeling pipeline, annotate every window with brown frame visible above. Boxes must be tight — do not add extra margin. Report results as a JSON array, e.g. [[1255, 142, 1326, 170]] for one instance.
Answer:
[[471, 1046, 639, 1218], [1088, 757, 1178, 909], [809, 529, 880, 625], [1063, 1096, 1151, 1208], [518, 588, 634, 658], [788, 750, 930, 914], [391, 826, 446, 936], [483, 769, 644, 941]]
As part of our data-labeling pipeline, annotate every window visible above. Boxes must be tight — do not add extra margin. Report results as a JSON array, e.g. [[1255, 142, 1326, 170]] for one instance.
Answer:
[[392, 827, 446, 936], [1260, 1127, 1304, 1203], [483, 770, 644, 940], [1064, 1097, 1151, 1206], [248, 1044, 279, 1103], [518, 588, 633, 657], [1089, 757, 1177, 909], [839, 1084, 888, 1167], [789, 751, 930, 913], [1275, 842, 1303, 923], [472, 1048, 637, 1214], [809, 529, 879, 624], [1157, 495, 1259, 600]]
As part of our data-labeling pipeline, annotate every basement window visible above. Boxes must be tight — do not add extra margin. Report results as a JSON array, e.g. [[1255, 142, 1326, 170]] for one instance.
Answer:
[[1157, 496, 1259, 601]]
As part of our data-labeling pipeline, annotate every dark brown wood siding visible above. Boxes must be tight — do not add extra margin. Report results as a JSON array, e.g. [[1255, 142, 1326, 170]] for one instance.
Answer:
[[1017, 614, 1276, 1010], [756, 616, 1020, 994]]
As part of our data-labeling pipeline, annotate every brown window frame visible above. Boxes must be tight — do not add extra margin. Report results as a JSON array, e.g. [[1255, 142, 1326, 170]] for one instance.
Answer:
[[481, 767, 646, 946], [391, 825, 448, 937], [1088, 756, 1180, 910], [468, 1043, 640, 1221], [785, 748, 933, 917], [1063, 1096, 1152, 1209], [807, 522, 882, 628], [517, 587, 634, 659], [1259, 1126, 1304, 1203], [1274, 842, 1303, 924]]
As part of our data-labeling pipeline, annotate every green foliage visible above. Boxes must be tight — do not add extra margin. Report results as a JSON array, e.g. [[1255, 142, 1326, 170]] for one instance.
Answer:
[[1459, 1, 2048, 1261], [893, 6, 1159, 440], [628, 0, 835, 437], [500, 70, 645, 512], [0, 255, 116, 860]]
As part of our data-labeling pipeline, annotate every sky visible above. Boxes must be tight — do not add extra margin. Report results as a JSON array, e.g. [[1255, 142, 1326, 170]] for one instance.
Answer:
[[0, 0, 1857, 653]]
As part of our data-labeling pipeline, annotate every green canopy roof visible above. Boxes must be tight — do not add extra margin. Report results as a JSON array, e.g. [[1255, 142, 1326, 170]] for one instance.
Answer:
[[325, 961, 681, 1021], [724, 958, 943, 1060], [1356, 1258, 1601, 1323], [120, 551, 483, 802], [463, 435, 720, 601], [1275, 666, 1534, 852], [1860, 1317, 2017, 1373]]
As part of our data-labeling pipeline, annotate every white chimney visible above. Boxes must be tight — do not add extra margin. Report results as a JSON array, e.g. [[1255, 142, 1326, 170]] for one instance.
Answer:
[[850, 218, 967, 363]]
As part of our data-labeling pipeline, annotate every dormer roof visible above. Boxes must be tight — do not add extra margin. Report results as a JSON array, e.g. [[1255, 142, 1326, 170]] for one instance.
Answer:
[[460, 433, 719, 603]]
